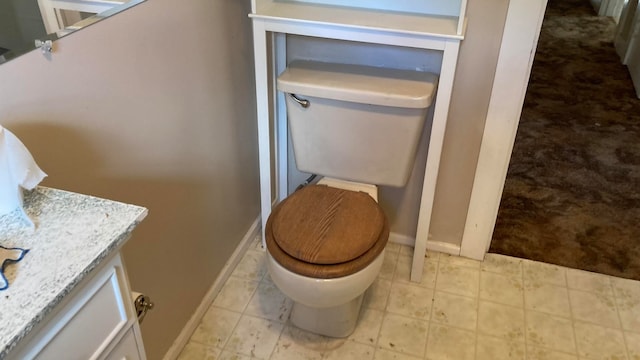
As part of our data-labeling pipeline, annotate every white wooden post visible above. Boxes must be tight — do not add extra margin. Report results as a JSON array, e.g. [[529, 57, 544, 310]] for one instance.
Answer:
[[459, 0, 549, 260], [411, 40, 461, 282], [252, 21, 273, 248]]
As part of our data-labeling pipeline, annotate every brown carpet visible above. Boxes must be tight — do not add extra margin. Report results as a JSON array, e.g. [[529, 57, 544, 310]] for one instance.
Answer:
[[489, 0, 640, 280]]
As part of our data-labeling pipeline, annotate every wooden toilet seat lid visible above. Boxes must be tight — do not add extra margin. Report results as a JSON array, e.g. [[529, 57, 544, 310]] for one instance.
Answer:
[[266, 185, 389, 279], [271, 185, 385, 264]]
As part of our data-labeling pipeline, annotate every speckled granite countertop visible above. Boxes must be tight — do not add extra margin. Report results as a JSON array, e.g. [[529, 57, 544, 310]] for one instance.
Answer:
[[0, 187, 147, 359]]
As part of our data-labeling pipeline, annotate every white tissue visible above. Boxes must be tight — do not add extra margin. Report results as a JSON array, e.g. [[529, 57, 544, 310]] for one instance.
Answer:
[[0, 125, 47, 225]]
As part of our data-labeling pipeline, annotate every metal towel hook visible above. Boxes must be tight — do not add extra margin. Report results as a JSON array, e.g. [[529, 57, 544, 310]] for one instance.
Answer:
[[34, 39, 53, 54], [289, 94, 310, 108]]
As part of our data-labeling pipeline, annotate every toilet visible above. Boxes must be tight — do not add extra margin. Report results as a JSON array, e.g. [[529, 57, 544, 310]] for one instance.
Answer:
[[266, 60, 438, 337]]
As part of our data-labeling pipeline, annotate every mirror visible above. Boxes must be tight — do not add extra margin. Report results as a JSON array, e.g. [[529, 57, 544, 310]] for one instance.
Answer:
[[0, 0, 145, 65]]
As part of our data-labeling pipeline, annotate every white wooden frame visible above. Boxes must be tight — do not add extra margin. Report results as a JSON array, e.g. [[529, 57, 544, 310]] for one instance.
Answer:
[[615, 0, 639, 62], [37, 0, 125, 34], [460, 0, 549, 259], [595, 0, 626, 21], [250, 3, 465, 282]]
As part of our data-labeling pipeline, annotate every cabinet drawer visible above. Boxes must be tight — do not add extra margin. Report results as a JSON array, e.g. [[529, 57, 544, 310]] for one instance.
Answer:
[[103, 329, 142, 360]]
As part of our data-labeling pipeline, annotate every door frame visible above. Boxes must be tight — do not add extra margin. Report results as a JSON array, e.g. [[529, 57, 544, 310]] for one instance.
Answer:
[[459, 0, 548, 259]]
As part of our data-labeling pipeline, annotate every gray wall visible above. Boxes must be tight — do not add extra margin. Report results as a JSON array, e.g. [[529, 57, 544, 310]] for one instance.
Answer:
[[0, 0, 259, 358]]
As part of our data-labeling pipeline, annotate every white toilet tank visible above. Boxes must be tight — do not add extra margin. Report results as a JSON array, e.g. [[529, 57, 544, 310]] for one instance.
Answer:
[[277, 60, 438, 187]]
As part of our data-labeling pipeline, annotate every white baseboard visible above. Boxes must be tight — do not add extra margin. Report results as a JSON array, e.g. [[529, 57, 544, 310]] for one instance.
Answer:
[[426, 240, 460, 256], [389, 232, 462, 256], [388, 232, 415, 247], [162, 217, 261, 360]]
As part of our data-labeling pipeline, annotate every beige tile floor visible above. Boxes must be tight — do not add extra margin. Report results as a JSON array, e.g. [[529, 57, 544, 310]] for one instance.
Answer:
[[177, 239, 640, 360]]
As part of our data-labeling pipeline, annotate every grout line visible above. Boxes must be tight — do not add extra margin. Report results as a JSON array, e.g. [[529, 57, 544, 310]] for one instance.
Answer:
[[268, 320, 289, 360], [473, 270, 481, 359], [422, 259, 441, 359], [611, 275, 632, 358], [566, 282, 576, 321], [388, 247, 401, 280], [373, 249, 405, 355], [215, 306, 242, 353], [468, 293, 526, 311], [368, 307, 385, 359], [362, 307, 384, 349], [373, 313, 386, 360], [566, 287, 625, 328], [520, 259, 529, 359], [217, 249, 265, 355], [564, 268, 581, 359], [561, 265, 568, 287], [569, 318, 580, 359], [527, 343, 582, 357]]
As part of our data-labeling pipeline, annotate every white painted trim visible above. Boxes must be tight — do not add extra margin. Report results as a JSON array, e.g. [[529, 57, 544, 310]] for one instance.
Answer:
[[250, 17, 451, 50], [597, 0, 626, 21], [389, 232, 414, 247], [276, 0, 463, 18], [253, 20, 273, 250], [614, 0, 638, 63], [411, 39, 461, 283], [161, 217, 262, 360], [457, 0, 468, 35], [389, 233, 460, 255], [275, 33, 289, 202], [459, 0, 548, 260], [426, 240, 460, 256]]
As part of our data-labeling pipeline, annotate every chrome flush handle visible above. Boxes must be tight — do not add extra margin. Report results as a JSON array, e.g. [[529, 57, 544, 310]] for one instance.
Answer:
[[289, 94, 310, 108]]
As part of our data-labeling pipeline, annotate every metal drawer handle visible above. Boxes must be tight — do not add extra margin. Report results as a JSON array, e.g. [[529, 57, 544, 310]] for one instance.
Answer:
[[289, 94, 310, 108]]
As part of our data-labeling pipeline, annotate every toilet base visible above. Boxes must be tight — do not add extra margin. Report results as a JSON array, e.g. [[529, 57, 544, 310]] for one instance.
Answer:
[[290, 294, 364, 338]]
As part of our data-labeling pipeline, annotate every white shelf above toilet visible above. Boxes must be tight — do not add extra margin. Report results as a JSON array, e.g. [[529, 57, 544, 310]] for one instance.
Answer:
[[250, 0, 468, 284], [250, 0, 466, 39]]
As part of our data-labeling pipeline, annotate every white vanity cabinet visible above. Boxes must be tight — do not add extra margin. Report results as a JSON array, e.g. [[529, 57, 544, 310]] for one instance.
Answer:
[[6, 253, 145, 360], [0, 188, 148, 360], [250, 0, 467, 282]]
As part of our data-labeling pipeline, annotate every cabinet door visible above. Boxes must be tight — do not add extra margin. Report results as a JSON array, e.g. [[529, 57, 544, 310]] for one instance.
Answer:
[[34, 267, 128, 359], [7, 254, 135, 360]]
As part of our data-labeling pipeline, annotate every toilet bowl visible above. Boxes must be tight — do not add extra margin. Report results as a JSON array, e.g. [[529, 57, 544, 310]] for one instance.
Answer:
[[265, 178, 388, 337], [267, 60, 438, 337]]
